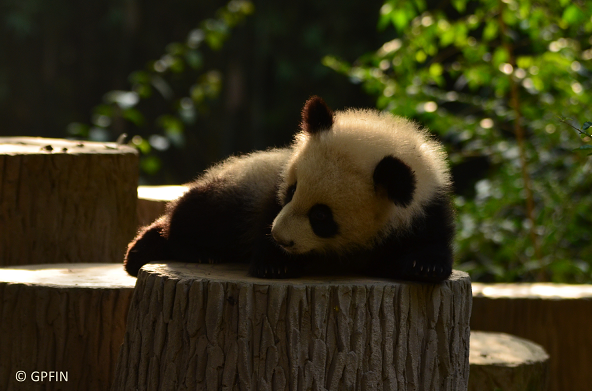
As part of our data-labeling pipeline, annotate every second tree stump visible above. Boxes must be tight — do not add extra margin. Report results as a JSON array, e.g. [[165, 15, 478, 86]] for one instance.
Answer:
[[0, 137, 138, 266]]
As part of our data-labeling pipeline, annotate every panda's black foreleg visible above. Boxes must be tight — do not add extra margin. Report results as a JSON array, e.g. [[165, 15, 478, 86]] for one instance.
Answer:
[[166, 178, 248, 264], [248, 236, 300, 279], [372, 195, 455, 283], [124, 216, 169, 276], [396, 246, 453, 282], [371, 242, 453, 283]]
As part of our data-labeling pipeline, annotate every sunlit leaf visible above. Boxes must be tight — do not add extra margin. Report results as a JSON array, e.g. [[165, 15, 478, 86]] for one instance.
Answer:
[[492, 47, 509, 67], [140, 155, 161, 175], [562, 5, 586, 26], [122, 108, 145, 127], [131, 136, 151, 154], [483, 20, 499, 42], [574, 145, 592, 152], [157, 115, 184, 134], [451, 0, 467, 13], [392, 9, 412, 32]]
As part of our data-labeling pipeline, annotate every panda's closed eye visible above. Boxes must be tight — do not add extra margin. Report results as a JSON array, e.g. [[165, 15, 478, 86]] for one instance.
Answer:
[[285, 183, 297, 204], [309, 207, 328, 221], [308, 204, 338, 238]]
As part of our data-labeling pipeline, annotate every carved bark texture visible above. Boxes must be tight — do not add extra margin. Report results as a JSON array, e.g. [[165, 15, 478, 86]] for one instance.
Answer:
[[0, 137, 138, 266], [471, 283, 592, 391], [112, 263, 472, 391], [468, 331, 549, 391], [136, 186, 187, 228], [0, 263, 137, 391]]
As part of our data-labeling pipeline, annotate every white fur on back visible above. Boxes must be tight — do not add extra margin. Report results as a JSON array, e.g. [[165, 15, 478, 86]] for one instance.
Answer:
[[202, 148, 290, 191]]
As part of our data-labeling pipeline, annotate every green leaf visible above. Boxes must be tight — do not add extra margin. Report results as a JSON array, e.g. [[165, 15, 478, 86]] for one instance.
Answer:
[[582, 122, 592, 131], [166, 42, 185, 56], [483, 20, 499, 42], [132, 137, 151, 154], [67, 122, 90, 137], [129, 71, 151, 84], [574, 145, 592, 152], [185, 50, 203, 70], [392, 9, 412, 32], [122, 108, 145, 127], [516, 56, 533, 69], [452, 0, 467, 13], [140, 155, 161, 175], [134, 83, 152, 99], [157, 115, 184, 135], [93, 104, 115, 117], [429, 63, 443, 77], [416, 50, 427, 63], [492, 47, 509, 67], [562, 5, 586, 26], [440, 28, 456, 47]]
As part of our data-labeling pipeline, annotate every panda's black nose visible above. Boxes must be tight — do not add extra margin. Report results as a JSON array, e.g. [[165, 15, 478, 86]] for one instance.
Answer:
[[272, 233, 294, 248]]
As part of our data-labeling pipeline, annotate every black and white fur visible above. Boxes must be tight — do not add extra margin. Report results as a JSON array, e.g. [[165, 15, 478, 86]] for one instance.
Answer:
[[125, 97, 455, 282]]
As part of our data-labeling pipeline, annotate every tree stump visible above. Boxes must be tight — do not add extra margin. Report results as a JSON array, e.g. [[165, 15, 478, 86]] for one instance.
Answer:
[[112, 263, 472, 391], [471, 283, 592, 391], [136, 185, 187, 228], [0, 263, 137, 391], [468, 331, 549, 391], [0, 137, 138, 266]]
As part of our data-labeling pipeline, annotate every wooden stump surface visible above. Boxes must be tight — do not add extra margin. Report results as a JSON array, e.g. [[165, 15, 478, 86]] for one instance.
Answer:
[[0, 263, 137, 391], [469, 331, 549, 391], [0, 137, 138, 266], [471, 283, 592, 391], [112, 263, 472, 391]]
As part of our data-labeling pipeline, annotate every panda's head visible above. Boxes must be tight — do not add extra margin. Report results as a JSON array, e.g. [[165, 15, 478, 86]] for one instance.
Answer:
[[271, 96, 450, 255]]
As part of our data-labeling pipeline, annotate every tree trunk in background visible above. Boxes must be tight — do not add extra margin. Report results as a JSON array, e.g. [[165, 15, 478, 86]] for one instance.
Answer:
[[471, 283, 592, 391], [136, 185, 187, 228], [0, 263, 137, 391], [0, 137, 138, 266], [112, 263, 472, 391], [469, 331, 549, 391]]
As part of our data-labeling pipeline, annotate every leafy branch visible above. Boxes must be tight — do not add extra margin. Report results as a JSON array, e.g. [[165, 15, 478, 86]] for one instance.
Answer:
[[558, 117, 592, 155], [68, 0, 254, 174]]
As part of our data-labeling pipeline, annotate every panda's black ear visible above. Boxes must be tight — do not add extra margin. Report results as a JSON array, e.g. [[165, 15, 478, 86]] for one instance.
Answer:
[[301, 96, 334, 134], [373, 156, 416, 207]]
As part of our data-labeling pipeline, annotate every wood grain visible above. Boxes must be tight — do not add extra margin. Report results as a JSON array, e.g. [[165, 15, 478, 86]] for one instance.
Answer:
[[0, 137, 138, 266], [469, 331, 549, 391], [471, 283, 592, 391], [0, 263, 137, 391], [112, 263, 472, 391]]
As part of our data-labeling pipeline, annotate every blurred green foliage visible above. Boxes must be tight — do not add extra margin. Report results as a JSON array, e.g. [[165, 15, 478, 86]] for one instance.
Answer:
[[6, 0, 590, 282], [2, 0, 384, 184], [325, 0, 592, 282], [67, 0, 253, 176]]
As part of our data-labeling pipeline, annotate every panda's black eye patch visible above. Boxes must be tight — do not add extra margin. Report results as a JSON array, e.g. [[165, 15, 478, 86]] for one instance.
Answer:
[[285, 183, 297, 204], [308, 204, 338, 238]]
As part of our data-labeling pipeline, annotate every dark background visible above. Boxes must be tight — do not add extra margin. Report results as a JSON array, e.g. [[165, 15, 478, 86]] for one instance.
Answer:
[[1, 0, 391, 183]]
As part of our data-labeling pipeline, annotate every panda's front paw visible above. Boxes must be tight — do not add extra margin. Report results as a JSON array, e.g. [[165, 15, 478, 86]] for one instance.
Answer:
[[249, 257, 299, 279], [405, 258, 452, 282]]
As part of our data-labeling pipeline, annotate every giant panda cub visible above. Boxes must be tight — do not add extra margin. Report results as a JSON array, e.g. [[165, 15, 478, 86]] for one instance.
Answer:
[[125, 96, 455, 282]]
